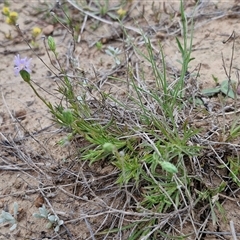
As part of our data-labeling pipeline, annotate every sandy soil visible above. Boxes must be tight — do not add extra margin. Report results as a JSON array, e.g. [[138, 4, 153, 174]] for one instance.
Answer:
[[1, 0, 240, 239]]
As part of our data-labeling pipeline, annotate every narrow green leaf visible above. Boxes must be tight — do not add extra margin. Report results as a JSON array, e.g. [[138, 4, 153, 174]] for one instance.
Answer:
[[220, 80, 235, 99], [176, 37, 184, 55], [202, 87, 221, 97]]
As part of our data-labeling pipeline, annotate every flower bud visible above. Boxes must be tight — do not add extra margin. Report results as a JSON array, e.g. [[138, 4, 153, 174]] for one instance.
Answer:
[[103, 143, 115, 152], [2, 7, 10, 15], [20, 70, 31, 83], [160, 161, 178, 173], [32, 27, 42, 39], [48, 36, 56, 52]]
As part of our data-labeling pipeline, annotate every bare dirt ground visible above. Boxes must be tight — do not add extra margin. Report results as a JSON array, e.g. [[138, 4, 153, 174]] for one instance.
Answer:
[[1, 1, 240, 239]]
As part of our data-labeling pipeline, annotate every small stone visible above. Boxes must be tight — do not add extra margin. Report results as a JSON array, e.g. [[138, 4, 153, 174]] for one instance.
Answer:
[[42, 25, 54, 36]]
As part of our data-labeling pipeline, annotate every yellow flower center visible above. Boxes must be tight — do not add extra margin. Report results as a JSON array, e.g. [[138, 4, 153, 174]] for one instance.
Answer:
[[117, 8, 127, 18], [9, 11, 18, 19], [32, 27, 42, 38], [2, 7, 10, 15]]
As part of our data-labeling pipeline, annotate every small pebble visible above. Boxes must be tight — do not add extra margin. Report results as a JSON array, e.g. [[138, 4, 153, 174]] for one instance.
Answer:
[[42, 25, 54, 36]]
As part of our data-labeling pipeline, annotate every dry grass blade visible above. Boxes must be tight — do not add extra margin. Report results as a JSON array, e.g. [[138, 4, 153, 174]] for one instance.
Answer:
[[230, 220, 238, 240]]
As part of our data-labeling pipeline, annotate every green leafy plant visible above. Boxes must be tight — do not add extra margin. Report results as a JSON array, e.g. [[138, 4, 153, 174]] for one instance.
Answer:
[[226, 118, 240, 141], [95, 0, 109, 16], [0, 202, 18, 231], [95, 41, 103, 50], [105, 46, 121, 66], [201, 79, 235, 98], [227, 157, 240, 186], [17, 1, 198, 238], [33, 205, 64, 232], [15, 0, 240, 238]]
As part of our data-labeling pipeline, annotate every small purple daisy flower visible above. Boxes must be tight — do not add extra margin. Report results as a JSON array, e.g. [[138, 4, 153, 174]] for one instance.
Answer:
[[14, 54, 32, 76]]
